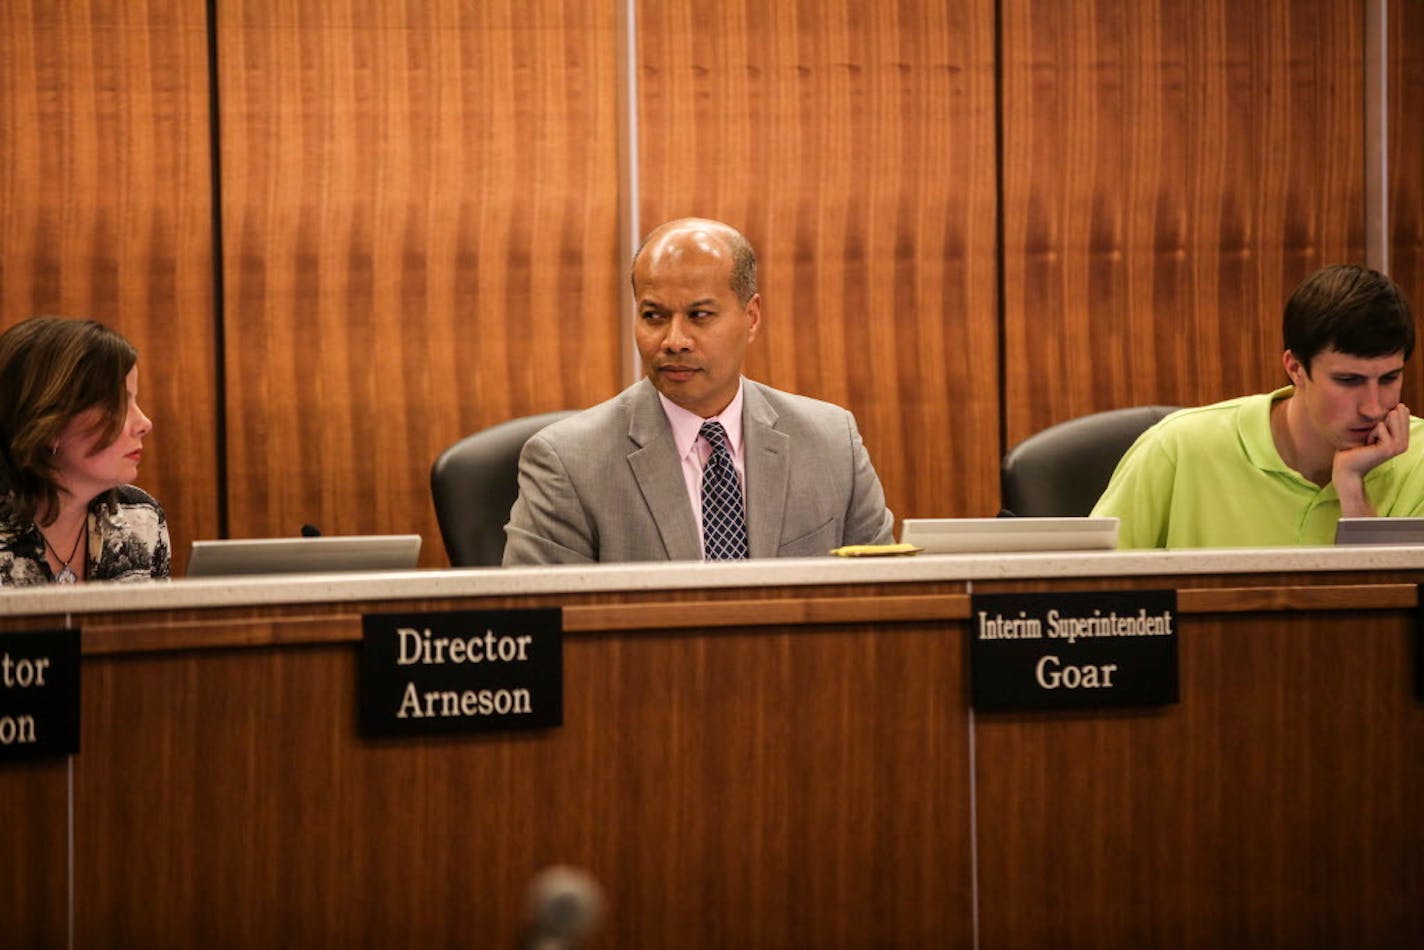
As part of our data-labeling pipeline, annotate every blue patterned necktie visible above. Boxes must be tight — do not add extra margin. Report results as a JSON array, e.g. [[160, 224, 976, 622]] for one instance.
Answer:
[[699, 421, 749, 560]]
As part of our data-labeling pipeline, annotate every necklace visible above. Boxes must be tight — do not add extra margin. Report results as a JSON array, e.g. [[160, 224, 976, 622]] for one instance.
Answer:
[[39, 518, 86, 584]]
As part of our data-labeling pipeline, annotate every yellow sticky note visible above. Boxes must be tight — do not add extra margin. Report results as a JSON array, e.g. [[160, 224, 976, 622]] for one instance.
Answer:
[[829, 543, 923, 557]]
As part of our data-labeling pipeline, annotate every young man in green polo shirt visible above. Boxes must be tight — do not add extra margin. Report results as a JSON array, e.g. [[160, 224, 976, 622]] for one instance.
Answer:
[[1093, 264, 1422, 548]]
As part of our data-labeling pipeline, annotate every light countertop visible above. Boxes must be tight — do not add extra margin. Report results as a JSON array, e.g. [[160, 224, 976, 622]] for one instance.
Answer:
[[4, 545, 1424, 617]]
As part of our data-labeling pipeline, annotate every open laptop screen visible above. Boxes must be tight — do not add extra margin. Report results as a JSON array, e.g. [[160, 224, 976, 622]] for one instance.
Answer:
[[899, 517, 1119, 554], [185, 535, 422, 578]]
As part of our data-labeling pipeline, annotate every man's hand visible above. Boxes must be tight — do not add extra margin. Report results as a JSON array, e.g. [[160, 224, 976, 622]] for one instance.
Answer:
[[1334, 403, 1411, 517]]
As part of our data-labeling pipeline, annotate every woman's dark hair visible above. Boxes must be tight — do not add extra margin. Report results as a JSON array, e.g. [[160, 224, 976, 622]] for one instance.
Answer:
[[0, 317, 137, 527], [1283, 264, 1415, 372]]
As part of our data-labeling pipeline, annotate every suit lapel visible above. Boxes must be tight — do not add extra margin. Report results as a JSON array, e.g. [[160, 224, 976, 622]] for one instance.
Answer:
[[742, 382, 789, 558], [627, 381, 703, 561]]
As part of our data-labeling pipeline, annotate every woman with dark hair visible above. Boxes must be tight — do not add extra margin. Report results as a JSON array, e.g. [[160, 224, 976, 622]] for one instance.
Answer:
[[0, 316, 169, 585]]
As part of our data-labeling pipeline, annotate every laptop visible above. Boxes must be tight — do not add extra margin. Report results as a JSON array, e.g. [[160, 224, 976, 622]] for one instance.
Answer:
[[899, 517, 1119, 554], [1334, 517, 1424, 546], [185, 535, 422, 578]]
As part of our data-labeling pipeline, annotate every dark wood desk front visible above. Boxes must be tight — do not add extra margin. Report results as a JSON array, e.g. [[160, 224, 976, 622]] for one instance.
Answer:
[[2, 555, 1421, 947]]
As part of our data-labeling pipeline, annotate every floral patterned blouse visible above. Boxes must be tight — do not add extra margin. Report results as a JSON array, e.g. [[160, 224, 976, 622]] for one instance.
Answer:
[[0, 486, 170, 586]]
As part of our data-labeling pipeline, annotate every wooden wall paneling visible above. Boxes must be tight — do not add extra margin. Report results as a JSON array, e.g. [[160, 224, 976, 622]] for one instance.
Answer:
[[217, 1, 622, 564], [974, 610, 1424, 947], [1001, 0, 1366, 447], [1393, 0, 1424, 408], [0, 0, 219, 573], [72, 624, 973, 945], [636, 0, 1001, 520], [0, 760, 68, 944]]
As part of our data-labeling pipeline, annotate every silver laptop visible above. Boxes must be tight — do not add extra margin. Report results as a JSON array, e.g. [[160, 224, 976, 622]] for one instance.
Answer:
[[185, 535, 422, 578], [1334, 517, 1424, 546], [899, 517, 1119, 554]]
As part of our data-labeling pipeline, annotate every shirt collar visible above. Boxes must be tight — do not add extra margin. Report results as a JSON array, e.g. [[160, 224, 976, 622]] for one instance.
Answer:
[[1240, 386, 1297, 475], [1243, 385, 1369, 496], [656, 379, 746, 462]]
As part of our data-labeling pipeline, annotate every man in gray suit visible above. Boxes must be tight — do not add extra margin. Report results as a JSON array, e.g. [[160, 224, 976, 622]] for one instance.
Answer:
[[502, 218, 894, 565]]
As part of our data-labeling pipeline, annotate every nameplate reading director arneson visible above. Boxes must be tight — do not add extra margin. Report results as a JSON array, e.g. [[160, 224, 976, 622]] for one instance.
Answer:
[[361, 609, 561, 737], [969, 590, 1178, 712]]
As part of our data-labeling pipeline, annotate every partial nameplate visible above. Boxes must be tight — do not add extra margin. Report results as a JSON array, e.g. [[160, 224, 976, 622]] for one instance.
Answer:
[[0, 629, 80, 760], [969, 590, 1178, 712], [360, 609, 562, 738]]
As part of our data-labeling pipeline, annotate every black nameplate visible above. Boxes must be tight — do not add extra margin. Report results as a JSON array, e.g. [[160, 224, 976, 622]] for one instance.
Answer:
[[0, 629, 80, 760], [969, 590, 1178, 712], [360, 609, 561, 737]]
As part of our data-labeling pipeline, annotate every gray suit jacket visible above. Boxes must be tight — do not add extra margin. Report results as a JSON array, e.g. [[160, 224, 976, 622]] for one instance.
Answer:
[[503, 379, 894, 564]]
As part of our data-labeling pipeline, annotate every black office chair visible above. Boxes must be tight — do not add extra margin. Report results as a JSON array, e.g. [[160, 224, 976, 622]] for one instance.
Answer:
[[430, 410, 578, 567], [1000, 405, 1179, 517]]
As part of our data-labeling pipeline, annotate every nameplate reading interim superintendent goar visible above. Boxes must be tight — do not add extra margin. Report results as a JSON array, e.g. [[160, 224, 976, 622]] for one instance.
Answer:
[[360, 609, 561, 738], [969, 590, 1178, 712], [0, 629, 80, 760]]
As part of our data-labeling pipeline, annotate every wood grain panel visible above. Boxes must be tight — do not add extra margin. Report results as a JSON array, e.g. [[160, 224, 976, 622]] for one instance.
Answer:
[[65, 584, 1424, 650], [56, 577, 972, 654], [975, 611, 1424, 947], [0, 0, 219, 572], [217, 1, 621, 565], [565, 592, 973, 630], [1394, 0, 1424, 409], [8, 567, 1424, 940], [636, 0, 1001, 521], [969, 567, 1424, 596], [1178, 582, 1417, 612], [0, 760, 68, 946], [1002, 0, 1366, 446], [73, 625, 973, 946]]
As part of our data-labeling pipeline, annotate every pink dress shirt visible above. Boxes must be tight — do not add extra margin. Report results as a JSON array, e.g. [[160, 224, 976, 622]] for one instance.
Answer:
[[654, 380, 747, 558]]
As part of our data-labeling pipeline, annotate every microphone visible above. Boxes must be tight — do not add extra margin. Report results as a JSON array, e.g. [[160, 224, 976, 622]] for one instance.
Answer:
[[522, 865, 605, 950], [300, 524, 322, 537]]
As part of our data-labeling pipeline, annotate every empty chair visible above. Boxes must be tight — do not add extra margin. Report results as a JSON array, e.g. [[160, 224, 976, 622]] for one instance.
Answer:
[[431, 410, 577, 567], [1001, 405, 1179, 517]]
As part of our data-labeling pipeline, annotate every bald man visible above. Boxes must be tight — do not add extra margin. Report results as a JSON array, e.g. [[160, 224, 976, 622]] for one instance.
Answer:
[[502, 218, 894, 564]]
